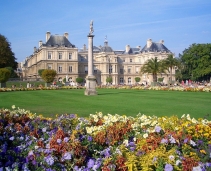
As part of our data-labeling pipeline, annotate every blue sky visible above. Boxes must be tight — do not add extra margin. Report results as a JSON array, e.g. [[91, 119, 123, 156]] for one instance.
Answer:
[[0, 0, 211, 62]]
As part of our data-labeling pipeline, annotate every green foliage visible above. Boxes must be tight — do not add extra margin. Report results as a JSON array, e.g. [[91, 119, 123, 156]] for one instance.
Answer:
[[38, 69, 45, 77], [41, 69, 57, 83], [63, 78, 67, 83], [135, 77, 141, 83], [5, 67, 18, 78], [0, 68, 11, 83], [76, 77, 83, 83], [158, 77, 164, 82], [140, 57, 166, 82], [106, 77, 112, 83], [180, 43, 211, 81], [0, 34, 17, 69], [162, 54, 180, 82]]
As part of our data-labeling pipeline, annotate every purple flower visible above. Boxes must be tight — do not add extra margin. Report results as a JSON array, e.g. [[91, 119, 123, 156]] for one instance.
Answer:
[[155, 125, 162, 133], [130, 147, 135, 151], [63, 152, 72, 160], [184, 138, 188, 143], [57, 139, 62, 144], [64, 137, 69, 142], [44, 155, 54, 166], [87, 159, 95, 169], [129, 141, 135, 147], [87, 136, 92, 142], [161, 138, 168, 144], [169, 136, 176, 144], [164, 164, 173, 171]]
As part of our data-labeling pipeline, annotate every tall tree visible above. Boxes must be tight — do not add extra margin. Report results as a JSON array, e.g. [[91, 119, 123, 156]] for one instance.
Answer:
[[140, 57, 166, 82], [180, 43, 211, 81], [0, 34, 17, 69], [163, 54, 180, 82]]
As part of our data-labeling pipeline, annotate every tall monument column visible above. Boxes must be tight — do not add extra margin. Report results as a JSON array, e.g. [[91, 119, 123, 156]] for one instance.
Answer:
[[84, 20, 97, 95]]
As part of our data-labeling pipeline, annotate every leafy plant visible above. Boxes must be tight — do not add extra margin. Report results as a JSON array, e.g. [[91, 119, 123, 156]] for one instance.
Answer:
[[76, 77, 83, 83], [0, 68, 11, 83], [106, 77, 112, 83], [41, 69, 57, 83], [135, 77, 141, 83], [38, 69, 45, 77]]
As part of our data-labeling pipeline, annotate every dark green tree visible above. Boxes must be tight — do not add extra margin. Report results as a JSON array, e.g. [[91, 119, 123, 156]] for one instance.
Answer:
[[180, 43, 211, 81], [38, 69, 45, 77], [76, 77, 83, 84], [0, 34, 17, 69], [135, 77, 141, 84], [5, 67, 18, 78], [140, 57, 166, 82]]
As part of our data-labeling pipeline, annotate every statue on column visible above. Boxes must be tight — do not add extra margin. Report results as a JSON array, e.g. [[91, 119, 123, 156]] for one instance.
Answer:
[[89, 20, 94, 35]]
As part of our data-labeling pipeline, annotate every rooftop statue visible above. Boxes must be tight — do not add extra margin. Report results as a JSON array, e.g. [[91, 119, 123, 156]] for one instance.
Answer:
[[89, 20, 94, 35]]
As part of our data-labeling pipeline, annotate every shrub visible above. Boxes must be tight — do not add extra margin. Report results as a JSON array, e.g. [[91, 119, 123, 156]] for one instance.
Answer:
[[38, 69, 45, 77], [0, 68, 11, 83], [41, 69, 57, 83], [106, 77, 112, 84], [135, 77, 141, 83], [76, 77, 83, 84]]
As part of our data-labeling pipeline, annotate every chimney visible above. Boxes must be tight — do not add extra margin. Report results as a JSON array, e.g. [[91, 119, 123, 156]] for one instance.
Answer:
[[147, 39, 152, 48], [83, 44, 86, 51], [39, 41, 42, 47], [125, 45, 130, 53], [64, 32, 68, 39], [160, 40, 164, 44], [34, 46, 37, 52], [46, 31, 51, 42]]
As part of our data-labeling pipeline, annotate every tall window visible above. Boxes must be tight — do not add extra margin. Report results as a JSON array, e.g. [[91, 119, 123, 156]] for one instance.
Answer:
[[128, 67, 131, 74], [136, 67, 140, 74], [130, 59, 132, 62], [94, 66, 97, 74], [58, 66, 62, 73], [69, 53, 72, 60], [120, 68, 123, 74], [120, 77, 124, 84], [128, 77, 131, 84], [48, 52, 52, 59], [69, 66, 72, 73], [85, 66, 88, 73], [58, 52, 62, 59], [109, 65, 112, 73]]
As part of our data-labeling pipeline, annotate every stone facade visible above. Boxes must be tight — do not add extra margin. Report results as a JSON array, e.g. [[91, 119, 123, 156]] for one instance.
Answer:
[[22, 32, 175, 85]]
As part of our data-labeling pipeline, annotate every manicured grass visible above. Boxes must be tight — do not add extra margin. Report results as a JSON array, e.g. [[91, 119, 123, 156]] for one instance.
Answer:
[[0, 89, 210, 119]]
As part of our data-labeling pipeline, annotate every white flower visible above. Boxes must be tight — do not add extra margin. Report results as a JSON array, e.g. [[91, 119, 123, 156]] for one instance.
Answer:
[[169, 155, 175, 161], [9, 136, 14, 141], [42, 127, 47, 132], [176, 160, 181, 165], [12, 105, 16, 109], [143, 133, 148, 138], [190, 139, 196, 146], [86, 127, 92, 134], [192, 166, 202, 171], [192, 118, 198, 124], [123, 139, 128, 146]]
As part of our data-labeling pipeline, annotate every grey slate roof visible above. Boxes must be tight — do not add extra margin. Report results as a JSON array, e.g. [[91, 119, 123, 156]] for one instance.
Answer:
[[43, 35, 75, 48], [140, 42, 171, 53], [124, 48, 140, 54], [100, 41, 113, 52]]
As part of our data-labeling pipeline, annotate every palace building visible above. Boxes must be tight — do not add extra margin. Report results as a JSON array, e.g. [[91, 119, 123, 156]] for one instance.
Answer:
[[21, 31, 175, 85]]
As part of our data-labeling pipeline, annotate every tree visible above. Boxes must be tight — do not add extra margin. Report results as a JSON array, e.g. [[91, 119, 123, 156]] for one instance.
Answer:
[[180, 43, 211, 81], [0, 34, 17, 69], [106, 77, 112, 84], [41, 69, 57, 83], [0, 68, 11, 83], [76, 77, 83, 84], [38, 69, 45, 77], [140, 57, 165, 83], [135, 77, 141, 84], [162, 54, 180, 82], [5, 67, 18, 78]]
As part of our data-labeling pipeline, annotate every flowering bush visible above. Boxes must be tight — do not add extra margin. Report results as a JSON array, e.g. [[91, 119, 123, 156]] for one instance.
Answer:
[[0, 106, 211, 170]]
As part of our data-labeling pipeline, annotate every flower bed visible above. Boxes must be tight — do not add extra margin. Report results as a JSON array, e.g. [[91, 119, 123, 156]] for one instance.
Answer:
[[0, 106, 211, 170], [1, 85, 211, 93]]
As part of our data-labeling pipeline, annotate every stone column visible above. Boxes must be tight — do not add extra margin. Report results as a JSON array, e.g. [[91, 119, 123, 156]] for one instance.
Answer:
[[84, 33, 97, 95]]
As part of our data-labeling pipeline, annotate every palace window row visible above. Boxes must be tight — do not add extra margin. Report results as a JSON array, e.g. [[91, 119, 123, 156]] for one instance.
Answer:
[[47, 52, 72, 60]]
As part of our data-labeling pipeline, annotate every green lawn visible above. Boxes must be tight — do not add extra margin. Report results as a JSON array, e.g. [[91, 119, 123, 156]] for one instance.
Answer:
[[0, 89, 210, 119]]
